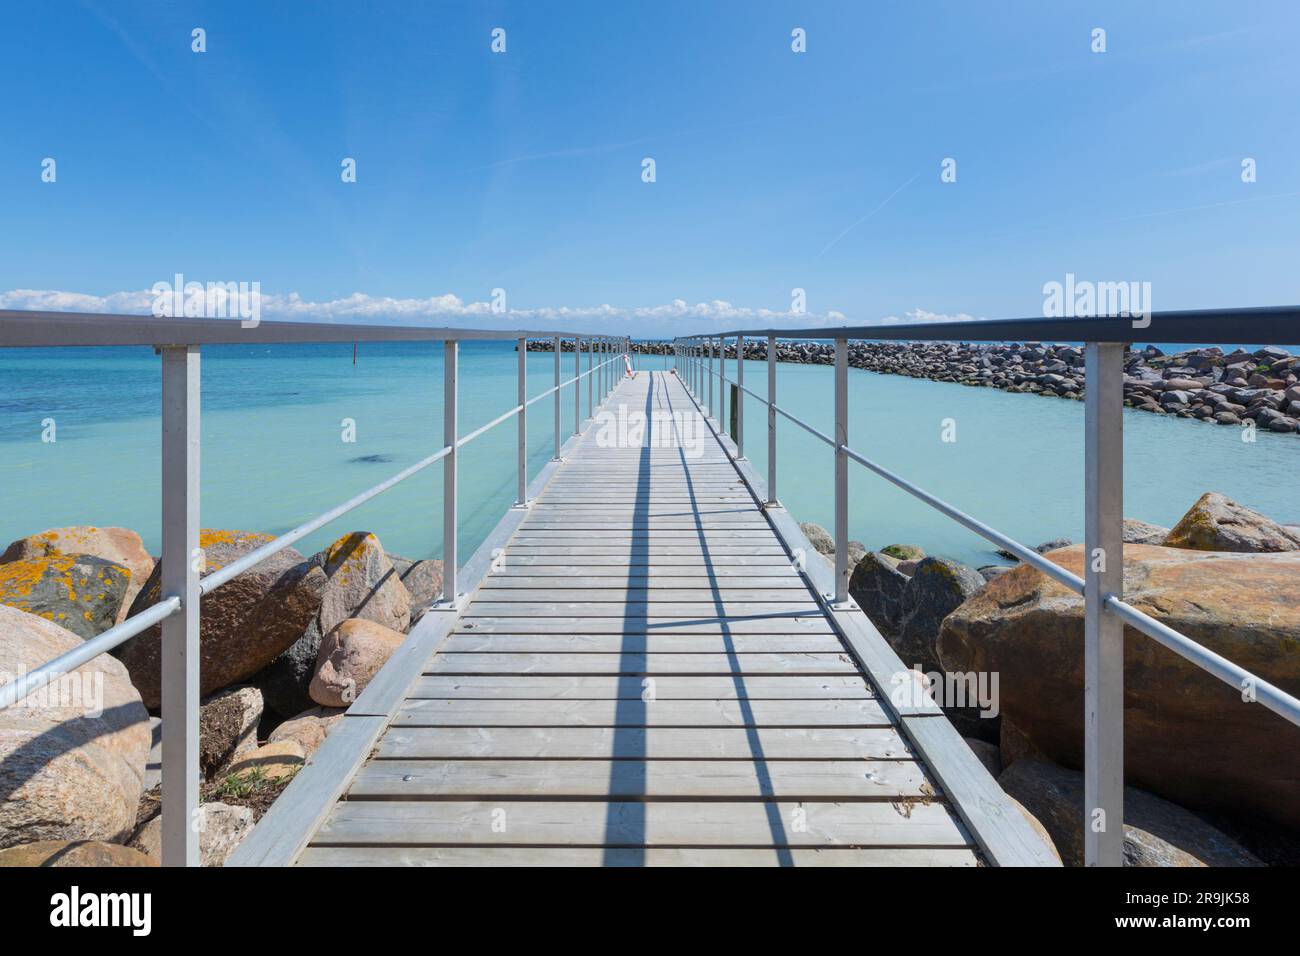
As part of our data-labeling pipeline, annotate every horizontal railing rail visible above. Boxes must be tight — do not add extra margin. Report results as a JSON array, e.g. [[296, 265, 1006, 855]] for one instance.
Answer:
[[0, 309, 630, 866], [0, 309, 620, 347], [673, 311, 1300, 867]]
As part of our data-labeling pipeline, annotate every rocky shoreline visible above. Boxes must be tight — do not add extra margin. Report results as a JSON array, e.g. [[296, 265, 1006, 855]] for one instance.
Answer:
[[528, 339, 1300, 435], [1, 491, 1297, 867], [797, 490, 1300, 866], [0, 525, 442, 867]]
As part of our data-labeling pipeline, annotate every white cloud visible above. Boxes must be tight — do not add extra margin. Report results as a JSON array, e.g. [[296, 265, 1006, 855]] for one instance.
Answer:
[[0, 287, 968, 338], [877, 308, 983, 325]]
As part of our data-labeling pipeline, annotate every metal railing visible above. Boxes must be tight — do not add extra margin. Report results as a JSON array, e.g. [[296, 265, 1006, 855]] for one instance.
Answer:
[[673, 307, 1300, 867], [0, 309, 629, 866]]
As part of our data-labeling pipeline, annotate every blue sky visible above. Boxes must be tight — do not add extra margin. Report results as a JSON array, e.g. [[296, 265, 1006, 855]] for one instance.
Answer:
[[2, 0, 1298, 337]]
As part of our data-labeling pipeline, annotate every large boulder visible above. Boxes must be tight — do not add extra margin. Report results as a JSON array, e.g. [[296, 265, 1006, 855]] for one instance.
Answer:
[[0, 840, 156, 867], [799, 522, 835, 557], [999, 760, 1262, 867], [255, 532, 411, 716], [116, 530, 327, 709], [309, 618, 405, 708], [848, 551, 909, 637], [0, 555, 131, 640], [894, 557, 986, 675], [0, 605, 151, 848], [939, 544, 1300, 829], [317, 532, 411, 635], [1, 526, 155, 625], [1164, 492, 1300, 552], [390, 555, 445, 614]]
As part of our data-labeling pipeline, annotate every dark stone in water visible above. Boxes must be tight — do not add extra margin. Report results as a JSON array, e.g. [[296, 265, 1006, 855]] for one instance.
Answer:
[[349, 454, 394, 464]]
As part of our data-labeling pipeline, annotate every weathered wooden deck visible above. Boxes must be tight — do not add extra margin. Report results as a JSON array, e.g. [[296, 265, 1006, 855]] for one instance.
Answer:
[[232, 370, 1057, 867]]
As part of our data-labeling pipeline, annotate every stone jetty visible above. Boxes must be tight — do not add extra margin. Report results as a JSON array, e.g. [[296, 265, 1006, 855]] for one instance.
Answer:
[[529, 339, 1300, 435]]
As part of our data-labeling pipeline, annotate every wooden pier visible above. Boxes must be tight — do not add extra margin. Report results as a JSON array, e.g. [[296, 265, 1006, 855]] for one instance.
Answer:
[[233, 370, 1057, 867]]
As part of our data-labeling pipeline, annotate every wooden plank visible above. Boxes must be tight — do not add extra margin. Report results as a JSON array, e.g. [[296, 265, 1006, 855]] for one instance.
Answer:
[[493, 557, 796, 570], [471, 589, 815, 604], [348, 758, 936, 800], [454, 617, 835, 634], [391, 698, 894, 727], [409, 675, 872, 699], [297, 845, 979, 867], [522, 512, 764, 520], [426, 652, 858, 675], [526, 505, 758, 513], [312, 800, 973, 848], [462, 602, 823, 618], [375, 726, 912, 760], [501, 546, 791, 556], [510, 530, 776, 538], [481, 575, 806, 588], [441, 634, 845, 653], [522, 514, 767, 522]]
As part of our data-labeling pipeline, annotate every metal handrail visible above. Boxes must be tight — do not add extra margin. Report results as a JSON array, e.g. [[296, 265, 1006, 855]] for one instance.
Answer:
[[0, 309, 626, 347], [673, 315, 1300, 867], [0, 313, 630, 866]]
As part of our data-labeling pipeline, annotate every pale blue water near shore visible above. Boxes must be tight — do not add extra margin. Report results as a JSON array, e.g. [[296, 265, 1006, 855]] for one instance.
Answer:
[[1, 342, 1296, 569]]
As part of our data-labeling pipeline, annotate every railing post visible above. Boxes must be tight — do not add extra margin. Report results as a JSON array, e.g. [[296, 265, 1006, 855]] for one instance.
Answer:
[[1084, 341, 1125, 867], [833, 337, 849, 605], [552, 335, 561, 460], [587, 336, 593, 421], [573, 336, 581, 436], [442, 339, 458, 604], [707, 337, 714, 419], [735, 334, 744, 458], [767, 334, 777, 506], [516, 336, 527, 506], [720, 335, 728, 434], [160, 344, 200, 868]]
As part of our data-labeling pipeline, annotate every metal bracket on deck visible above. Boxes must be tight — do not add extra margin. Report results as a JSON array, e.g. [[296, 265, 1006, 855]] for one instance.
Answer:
[[426, 594, 466, 612]]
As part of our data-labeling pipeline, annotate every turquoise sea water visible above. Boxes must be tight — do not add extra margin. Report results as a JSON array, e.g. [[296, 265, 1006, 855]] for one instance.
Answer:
[[1, 342, 1296, 568]]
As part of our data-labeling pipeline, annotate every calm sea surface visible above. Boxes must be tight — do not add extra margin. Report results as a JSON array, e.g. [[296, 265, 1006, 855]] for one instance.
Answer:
[[1, 341, 1295, 568]]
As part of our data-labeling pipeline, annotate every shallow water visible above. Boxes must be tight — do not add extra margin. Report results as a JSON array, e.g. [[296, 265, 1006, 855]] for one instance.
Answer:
[[1, 343, 1295, 568]]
